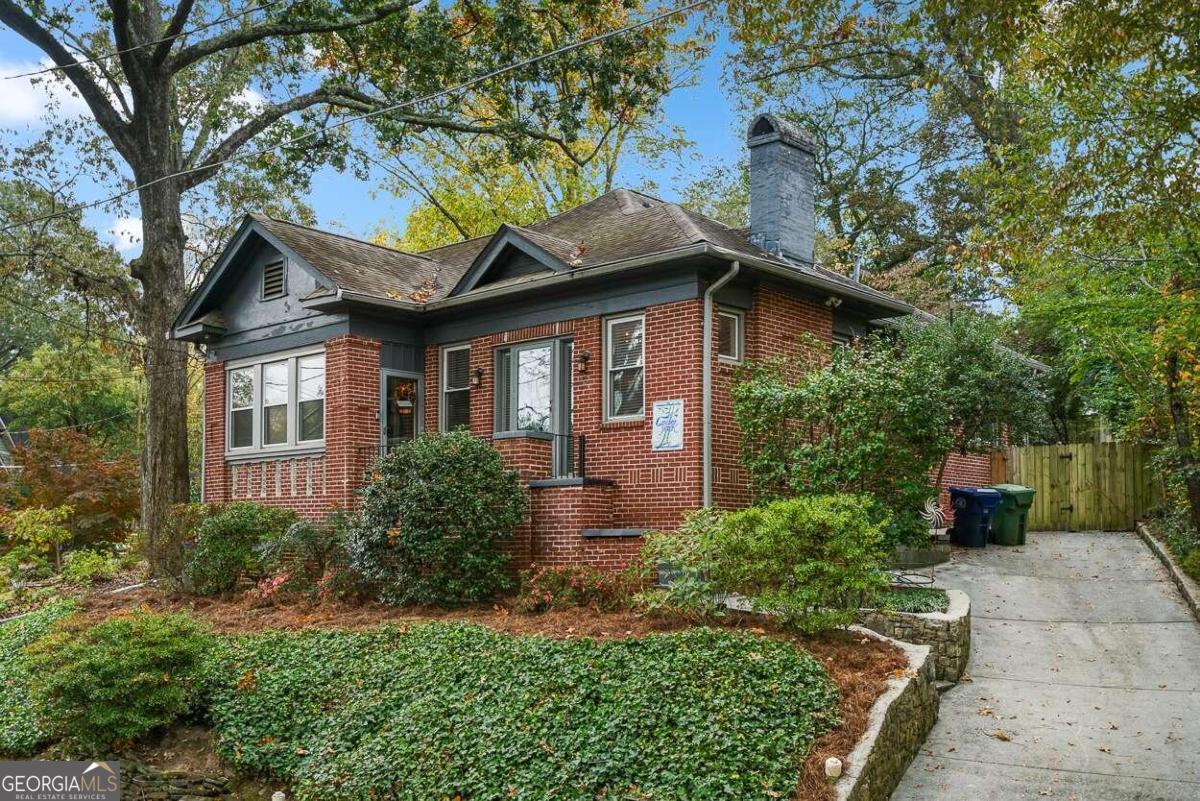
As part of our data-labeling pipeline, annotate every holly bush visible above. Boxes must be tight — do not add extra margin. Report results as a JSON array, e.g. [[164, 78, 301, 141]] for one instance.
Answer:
[[24, 611, 215, 753], [208, 623, 839, 800], [346, 431, 525, 605], [183, 502, 296, 596]]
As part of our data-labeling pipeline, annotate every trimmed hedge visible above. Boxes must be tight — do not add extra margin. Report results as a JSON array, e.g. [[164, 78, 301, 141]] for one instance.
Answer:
[[209, 623, 839, 800], [0, 599, 78, 756]]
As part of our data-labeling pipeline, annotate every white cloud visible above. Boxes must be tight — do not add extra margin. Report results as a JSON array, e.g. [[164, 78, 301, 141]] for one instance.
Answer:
[[0, 60, 91, 125], [108, 216, 143, 254]]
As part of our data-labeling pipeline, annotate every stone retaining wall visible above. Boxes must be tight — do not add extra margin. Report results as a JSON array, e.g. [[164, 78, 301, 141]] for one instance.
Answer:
[[856, 589, 970, 682], [835, 628, 938, 801], [122, 761, 234, 801]]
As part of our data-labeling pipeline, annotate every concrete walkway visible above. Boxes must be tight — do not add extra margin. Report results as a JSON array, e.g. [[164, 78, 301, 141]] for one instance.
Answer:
[[892, 531, 1200, 801]]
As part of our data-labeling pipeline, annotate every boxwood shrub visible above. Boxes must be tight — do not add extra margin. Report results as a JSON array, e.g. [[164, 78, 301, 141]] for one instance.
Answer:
[[183, 502, 296, 595], [209, 623, 839, 800]]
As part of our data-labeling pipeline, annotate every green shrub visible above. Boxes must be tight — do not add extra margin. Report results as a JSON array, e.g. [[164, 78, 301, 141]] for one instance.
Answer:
[[0, 545, 54, 584], [638, 496, 889, 633], [0, 599, 78, 756], [147, 502, 216, 582], [209, 623, 839, 800], [712, 495, 889, 633], [24, 611, 215, 752], [256, 511, 363, 600], [183, 502, 296, 595], [60, 548, 119, 585], [1, 505, 73, 567], [346, 431, 525, 605], [515, 565, 627, 613], [633, 508, 728, 622], [1182, 549, 1200, 583], [872, 587, 950, 614]]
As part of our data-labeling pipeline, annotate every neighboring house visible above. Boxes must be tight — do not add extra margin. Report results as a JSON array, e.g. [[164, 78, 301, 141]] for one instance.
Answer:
[[173, 113, 997, 571]]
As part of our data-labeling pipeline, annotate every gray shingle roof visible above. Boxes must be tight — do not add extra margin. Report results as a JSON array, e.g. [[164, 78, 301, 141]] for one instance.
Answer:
[[249, 189, 907, 311]]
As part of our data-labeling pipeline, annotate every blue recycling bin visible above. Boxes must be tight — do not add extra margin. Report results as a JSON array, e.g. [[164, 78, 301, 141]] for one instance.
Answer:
[[949, 487, 1002, 548]]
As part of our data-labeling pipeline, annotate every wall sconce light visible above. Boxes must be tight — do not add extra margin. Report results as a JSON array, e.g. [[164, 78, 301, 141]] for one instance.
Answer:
[[471, 367, 485, 387], [576, 350, 592, 373]]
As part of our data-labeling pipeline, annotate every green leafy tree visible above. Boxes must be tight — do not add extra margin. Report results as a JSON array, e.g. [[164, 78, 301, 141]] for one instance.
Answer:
[[0, 0, 684, 572], [0, 340, 139, 451], [733, 333, 950, 545]]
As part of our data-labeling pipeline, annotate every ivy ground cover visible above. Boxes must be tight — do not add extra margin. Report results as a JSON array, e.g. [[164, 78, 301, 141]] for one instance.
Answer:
[[209, 623, 839, 800]]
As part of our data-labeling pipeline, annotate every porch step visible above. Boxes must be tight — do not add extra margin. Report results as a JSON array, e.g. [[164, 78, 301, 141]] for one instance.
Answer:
[[580, 528, 647, 539]]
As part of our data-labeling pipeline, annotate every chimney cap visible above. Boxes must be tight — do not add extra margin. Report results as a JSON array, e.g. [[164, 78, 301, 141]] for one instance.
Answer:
[[747, 112, 815, 152]]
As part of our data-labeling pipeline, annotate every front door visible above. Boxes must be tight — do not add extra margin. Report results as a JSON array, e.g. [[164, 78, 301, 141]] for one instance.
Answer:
[[382, 372, 421, 452]]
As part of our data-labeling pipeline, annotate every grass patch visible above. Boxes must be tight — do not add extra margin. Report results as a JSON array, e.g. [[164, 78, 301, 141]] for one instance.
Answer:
[[872, 587, 949, 614], [209, 623, 840, 800], [0, 599, 78, 756]]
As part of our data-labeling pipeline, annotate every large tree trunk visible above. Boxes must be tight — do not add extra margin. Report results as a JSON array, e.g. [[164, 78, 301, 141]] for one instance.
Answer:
[[132, 176, 192, 579]]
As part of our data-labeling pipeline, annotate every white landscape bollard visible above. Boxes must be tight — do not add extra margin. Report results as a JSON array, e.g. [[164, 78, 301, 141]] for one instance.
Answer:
[[825, 756, 844, 780]]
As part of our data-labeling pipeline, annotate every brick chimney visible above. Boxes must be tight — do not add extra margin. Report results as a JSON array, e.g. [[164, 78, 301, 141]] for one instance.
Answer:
[[747, 112, 816, 265]]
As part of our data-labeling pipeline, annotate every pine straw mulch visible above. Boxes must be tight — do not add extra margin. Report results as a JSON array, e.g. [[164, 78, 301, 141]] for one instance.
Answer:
[[82, 588, 911, 801]]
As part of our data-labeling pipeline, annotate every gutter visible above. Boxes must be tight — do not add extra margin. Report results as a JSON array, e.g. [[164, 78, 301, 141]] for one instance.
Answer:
[[702, 260, 740, 507]]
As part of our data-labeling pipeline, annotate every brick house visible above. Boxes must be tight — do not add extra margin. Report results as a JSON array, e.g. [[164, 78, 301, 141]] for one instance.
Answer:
[[173, 113, 996, 571]]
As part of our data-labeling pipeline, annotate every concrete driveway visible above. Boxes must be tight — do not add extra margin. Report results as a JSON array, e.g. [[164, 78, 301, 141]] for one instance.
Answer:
[[892, 531, 1200, 801]]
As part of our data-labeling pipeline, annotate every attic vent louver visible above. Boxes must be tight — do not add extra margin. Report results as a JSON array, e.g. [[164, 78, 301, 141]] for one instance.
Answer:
[[262, 260, 286, 299]]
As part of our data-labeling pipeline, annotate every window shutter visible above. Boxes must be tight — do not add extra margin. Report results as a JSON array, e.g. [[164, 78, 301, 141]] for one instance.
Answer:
[[262, 260, 286, 299]]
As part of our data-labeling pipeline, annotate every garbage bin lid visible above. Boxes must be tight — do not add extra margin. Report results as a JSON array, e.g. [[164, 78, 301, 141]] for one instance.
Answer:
[[989, 483, 1037, 499], [949, 486, 1002, 498]]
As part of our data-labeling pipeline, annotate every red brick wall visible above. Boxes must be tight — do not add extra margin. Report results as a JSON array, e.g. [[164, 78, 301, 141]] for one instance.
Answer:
[[937, 451, 995, 522], [710, 286, 833, 509], [527, 484, 639, 572], [425, 301, 706, 535], [201, 335, 381, 518]]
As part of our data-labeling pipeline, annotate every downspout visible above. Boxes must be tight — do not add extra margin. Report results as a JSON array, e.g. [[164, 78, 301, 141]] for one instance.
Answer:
[[702, 260, 740, 507]]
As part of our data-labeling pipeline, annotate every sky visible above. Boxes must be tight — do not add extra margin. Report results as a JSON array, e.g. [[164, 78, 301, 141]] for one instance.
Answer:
[[0, 20, 745, 258]]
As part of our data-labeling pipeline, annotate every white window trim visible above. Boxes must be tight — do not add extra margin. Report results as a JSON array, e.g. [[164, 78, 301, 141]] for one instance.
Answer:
[[439, 343, 472, 432], [717, 308, 744, 365], [224, 346, 325, 458], [603, 313, 645, 422]]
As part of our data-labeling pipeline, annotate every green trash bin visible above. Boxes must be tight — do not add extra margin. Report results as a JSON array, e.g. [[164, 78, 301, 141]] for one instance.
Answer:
[[989, 484, 1036, 546]]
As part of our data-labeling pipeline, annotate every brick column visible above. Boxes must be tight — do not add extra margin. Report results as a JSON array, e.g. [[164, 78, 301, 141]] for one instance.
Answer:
[[203, 362, 230, 504], [325, 335, 382, 509]]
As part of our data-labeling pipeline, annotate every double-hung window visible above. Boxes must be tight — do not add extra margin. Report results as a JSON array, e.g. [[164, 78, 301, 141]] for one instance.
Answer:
[[605, 314, 644, 420], [226, 350, 324, 454], [717, 309, 744, 364], [440, 345, 471, 431]]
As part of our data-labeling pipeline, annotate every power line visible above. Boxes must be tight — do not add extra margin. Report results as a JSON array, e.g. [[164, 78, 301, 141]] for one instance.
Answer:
[[4, 0, 288, 80], [0, 0, 711, 233]]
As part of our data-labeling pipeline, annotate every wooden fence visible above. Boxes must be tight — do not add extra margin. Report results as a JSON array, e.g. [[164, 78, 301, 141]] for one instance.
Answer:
[[992, 443, 1159, 531]]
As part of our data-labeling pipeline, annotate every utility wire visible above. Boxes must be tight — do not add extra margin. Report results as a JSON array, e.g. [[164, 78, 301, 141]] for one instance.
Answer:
[[0, 0, 711, 233], [4, 0, 288, 80]]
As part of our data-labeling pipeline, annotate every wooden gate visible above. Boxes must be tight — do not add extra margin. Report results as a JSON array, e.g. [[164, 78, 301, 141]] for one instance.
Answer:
[[992, 443, 1159, 531]]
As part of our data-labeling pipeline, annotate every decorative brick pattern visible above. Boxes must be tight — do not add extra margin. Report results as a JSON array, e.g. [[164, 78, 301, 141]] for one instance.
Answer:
[[202, 334, 381, 518]]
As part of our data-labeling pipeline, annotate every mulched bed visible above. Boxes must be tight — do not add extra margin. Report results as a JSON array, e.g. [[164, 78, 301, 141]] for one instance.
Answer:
[[82, 588, 909, 801]]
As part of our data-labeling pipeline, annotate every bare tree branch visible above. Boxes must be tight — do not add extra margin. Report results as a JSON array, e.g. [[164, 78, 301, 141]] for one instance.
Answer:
[[155, 0, 197, 63]]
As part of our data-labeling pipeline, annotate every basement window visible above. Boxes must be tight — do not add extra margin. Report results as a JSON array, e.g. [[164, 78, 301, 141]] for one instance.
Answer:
[[261, 259, 286, 300]]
